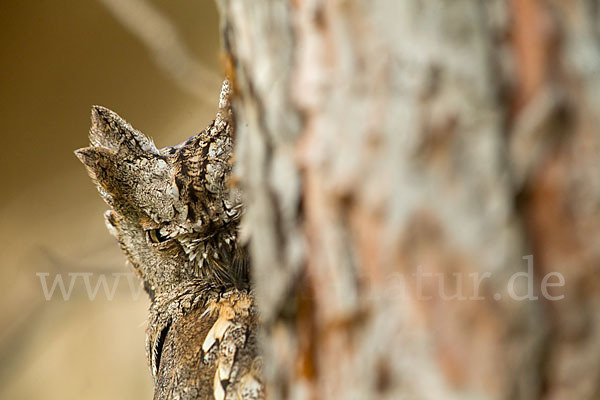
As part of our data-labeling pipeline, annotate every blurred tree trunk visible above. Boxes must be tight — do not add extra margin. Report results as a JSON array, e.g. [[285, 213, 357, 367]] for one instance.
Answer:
[[216, 1, 600, 399]]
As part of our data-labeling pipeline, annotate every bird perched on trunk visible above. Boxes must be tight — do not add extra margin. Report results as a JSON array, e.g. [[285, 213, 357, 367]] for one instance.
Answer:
[[76, 80, 263, 400]]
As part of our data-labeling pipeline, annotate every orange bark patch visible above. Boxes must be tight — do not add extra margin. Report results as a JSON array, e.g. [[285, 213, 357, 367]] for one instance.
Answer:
[[509, 0, 557, 114]]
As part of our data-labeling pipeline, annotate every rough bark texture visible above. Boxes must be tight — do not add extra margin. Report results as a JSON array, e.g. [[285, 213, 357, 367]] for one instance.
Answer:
[[217, 1, 600, 399]]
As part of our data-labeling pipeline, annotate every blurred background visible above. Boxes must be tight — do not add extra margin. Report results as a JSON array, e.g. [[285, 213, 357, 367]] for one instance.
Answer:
[[0, 1, 223, 398]]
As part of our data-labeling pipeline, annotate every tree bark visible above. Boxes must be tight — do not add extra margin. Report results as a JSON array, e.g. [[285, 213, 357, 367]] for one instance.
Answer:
[[217, 1, 600, 399]]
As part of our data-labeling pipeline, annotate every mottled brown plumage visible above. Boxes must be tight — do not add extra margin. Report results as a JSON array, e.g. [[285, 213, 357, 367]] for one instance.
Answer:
[[76, 81, 263, 400]]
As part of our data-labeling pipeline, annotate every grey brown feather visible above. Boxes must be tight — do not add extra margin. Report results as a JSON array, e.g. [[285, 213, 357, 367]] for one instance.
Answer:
[[76, 80, 263, 400]]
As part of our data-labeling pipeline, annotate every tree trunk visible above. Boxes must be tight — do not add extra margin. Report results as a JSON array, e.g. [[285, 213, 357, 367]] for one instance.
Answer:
[[216, 1, 600, 399]]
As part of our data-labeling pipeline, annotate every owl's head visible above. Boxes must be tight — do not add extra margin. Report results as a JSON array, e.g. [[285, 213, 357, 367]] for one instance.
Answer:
[[76, 83, 247, 299]]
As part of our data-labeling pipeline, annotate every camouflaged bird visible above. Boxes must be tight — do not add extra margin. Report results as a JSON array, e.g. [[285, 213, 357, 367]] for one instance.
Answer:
[[75, 80, 263, 400]]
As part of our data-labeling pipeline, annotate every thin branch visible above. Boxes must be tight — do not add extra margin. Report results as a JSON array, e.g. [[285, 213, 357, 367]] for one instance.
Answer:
[[98, 0, 220, 102]]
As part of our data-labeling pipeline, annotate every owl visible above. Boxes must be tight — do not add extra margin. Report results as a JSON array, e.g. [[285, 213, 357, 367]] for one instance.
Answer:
[[76, 80, 263, 400]]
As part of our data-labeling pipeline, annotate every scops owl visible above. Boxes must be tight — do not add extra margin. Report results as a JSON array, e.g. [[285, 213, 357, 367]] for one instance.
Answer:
[[76, 80, 263, 400]]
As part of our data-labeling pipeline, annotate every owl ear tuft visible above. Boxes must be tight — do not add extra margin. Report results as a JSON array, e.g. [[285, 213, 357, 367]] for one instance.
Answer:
[[75, 146, 114, 180], [74, 146, 127, 206], [89, 105, 158, 155]]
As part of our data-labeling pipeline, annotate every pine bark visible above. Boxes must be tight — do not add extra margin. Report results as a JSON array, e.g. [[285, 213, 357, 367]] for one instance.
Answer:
[[217, 1, 600, 399]]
